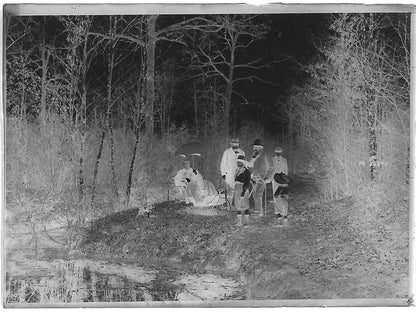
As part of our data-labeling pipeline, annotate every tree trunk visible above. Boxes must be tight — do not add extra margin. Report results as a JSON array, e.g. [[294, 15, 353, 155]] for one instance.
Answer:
[[92, 16, 118, 205], [91, 131, 105, 204], [145, 15, 157, 139], [224, 35, 236, 137], [109, 125, 118, 197], [212, 81, 218, 130], [107, 16, 118, 198], [20, 73, 26, 120], [367, 99, 377, 180], [77, 29, 89, 200], [69, 46, 77, 123], [78, 135, 84, 199], [125, 130, 140, 208], [81, 31, 88, 123], [40, 18, 48, 128], [287, 103, 294, 175], [40, 47, 47, 127], [193, 81, 198, 138]]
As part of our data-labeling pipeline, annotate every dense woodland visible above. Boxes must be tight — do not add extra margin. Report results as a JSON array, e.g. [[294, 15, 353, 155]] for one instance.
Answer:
[[5, 13, 410, 254]]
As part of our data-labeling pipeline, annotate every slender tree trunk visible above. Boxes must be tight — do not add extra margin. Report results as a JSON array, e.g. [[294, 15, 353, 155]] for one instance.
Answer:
[[287, 103, 294, 175], [78, 135, 84, 199], [91, 131, 105, 204], [77, 27, 90, 200], [40, 17, 49, 129], [91, 15, 116, 205], [224, 82, 232, 137], [81, 32, 88, 123], [106, 16, 119, 198], [20, 75, 26, 120], [159, 74, 166, 137], [224, 36, 236, 137], [367, 98, 377, 180], [109, 124, 118, 197], [69, 46, 77, 123], [212, 81, 218, 130], [193, 81, 198, 138], [167, 83, 173, 133], [125, 130, 140, 208], [40, 48, 47, 127], [145, 15, 157, 140]]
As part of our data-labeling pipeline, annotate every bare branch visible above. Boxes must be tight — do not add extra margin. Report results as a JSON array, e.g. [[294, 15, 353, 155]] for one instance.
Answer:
[[87, 31, 144, 47]]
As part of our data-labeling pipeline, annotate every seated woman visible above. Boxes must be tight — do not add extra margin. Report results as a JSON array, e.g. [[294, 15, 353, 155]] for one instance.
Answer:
[[173, 159, 217, 207], [174, 159, 200, 204]]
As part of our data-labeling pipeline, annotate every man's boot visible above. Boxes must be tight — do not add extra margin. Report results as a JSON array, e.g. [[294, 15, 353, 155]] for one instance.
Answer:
[[255, 197, 264, 217], [236, 214, 243, 226], [243, 211, 249, 226], [275, 213, 283, 226], [283, 216, 289, 226], [259, 198, 264, 217]]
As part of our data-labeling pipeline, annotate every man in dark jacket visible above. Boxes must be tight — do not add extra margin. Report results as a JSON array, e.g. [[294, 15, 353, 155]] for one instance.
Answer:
[[247, 139, 273, 217], [234, 155, 252, 226]]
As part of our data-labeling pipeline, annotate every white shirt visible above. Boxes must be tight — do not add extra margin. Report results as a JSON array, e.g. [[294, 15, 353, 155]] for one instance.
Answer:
[[272, 156, 288, 175], [220, 147, 245, 187]]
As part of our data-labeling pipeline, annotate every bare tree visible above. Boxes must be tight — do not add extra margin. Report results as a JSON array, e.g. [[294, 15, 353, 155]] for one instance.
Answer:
[[58, 16, 95, 199], [284, 13, 410, 199], [189, 15, 269, 137]]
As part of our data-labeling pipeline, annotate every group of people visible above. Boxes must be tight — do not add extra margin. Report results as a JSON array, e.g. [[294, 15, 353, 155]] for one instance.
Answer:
[[220, 138, 289, 226], [173, 137, 289, 226]]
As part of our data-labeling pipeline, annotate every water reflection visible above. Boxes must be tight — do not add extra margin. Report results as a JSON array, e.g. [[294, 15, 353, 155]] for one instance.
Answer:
[[6, 258, 243, 304], [6, 260, 179, 303]]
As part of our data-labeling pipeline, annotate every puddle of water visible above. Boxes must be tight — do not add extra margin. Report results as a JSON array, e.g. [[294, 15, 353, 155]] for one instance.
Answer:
[[5, 258, 244, 303], [174, 273, 244, 301], [5, 259, 173, 303]]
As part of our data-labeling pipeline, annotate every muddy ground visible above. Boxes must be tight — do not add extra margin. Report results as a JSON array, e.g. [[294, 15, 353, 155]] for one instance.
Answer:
[[79, 177, 409, 300]]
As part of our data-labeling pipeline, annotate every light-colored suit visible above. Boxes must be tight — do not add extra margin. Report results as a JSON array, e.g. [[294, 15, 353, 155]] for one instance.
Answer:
[[220, 147, 245, 203]]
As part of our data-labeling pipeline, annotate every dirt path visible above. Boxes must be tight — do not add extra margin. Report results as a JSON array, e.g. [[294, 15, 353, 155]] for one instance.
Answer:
[[228, 178, 408, 299], [78, 176, 408, 300]]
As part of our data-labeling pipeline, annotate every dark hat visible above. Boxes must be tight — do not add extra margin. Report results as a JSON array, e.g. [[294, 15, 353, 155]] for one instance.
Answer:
[[236, 155, 245, 162], [274, 172, 290, 184], [236, 155, 248, 166], [252, 139, 263, 147]]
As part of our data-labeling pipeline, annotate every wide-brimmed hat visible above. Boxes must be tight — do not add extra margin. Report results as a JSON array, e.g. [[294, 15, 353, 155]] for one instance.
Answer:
[[274, 172, 290, 184], [252, 138, 263, 149], [274, 146, 283, 153]]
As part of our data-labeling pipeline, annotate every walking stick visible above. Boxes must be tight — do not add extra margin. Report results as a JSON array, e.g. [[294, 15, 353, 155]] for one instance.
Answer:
[[220, 176, 230, 210], [264, 182, 267, 216]]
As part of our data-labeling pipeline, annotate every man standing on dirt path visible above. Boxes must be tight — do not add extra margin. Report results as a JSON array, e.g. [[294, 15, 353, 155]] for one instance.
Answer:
[[266, 146, 289, 226], [234, 155, 252, 226], [247, 139, 273, 217], [221, 138, 245, 208]]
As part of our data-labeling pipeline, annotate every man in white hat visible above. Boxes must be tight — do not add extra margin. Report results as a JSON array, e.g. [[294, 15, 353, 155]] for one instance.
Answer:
[[267, 146, 289, 225], [220, 138, 245, 207]]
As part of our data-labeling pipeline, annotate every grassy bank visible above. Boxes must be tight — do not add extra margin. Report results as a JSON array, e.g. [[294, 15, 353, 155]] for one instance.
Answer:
[[78, 177, 408, 300]]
